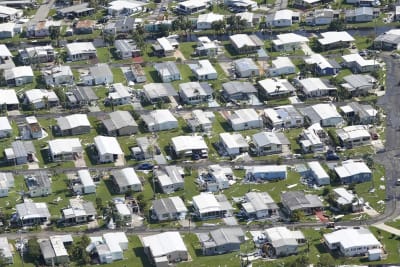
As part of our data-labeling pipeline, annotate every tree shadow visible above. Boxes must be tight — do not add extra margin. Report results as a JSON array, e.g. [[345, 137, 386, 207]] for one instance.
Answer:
[[84, 145, 98, 166], [133, 247, 152, 266], [40, 148, 52, 164], [148, 70, 162, 83]]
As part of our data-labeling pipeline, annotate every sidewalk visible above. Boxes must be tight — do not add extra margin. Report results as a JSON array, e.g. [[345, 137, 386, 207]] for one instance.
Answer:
[[373, 223, 400, 236]]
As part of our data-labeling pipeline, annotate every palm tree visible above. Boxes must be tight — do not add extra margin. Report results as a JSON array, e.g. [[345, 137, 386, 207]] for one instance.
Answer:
[[49, 26, 61, 48]]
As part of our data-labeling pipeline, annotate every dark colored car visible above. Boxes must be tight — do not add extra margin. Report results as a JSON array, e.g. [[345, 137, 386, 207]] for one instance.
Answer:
[[326, 150, 340, 161], [137, 163, 154, 170]]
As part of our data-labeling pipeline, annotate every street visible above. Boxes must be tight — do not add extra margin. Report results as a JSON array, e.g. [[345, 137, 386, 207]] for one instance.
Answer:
[[29, 0, 56, 23]]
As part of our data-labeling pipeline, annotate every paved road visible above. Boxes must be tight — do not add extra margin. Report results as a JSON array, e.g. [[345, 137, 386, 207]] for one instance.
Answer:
[[30, 0, 56, 23]]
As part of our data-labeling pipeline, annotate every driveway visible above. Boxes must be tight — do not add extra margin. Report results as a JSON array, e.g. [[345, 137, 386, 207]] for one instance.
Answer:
[[373, 223, 400, 236]]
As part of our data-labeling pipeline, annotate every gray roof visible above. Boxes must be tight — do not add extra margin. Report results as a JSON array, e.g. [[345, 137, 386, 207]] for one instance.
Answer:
[[348, 102, 375, 119], [154, 62, 180, 77], [16, 202, 51, 219], [143, 83, 178, 99], [152, 196, 187, 215], [58, 3, 91, 13], [375, 33, 400, 44], [245, 192, 278, 212], [89, 64, 112, 79], [299, 106, 321, 125], [343, 74, 375, 89], [198, 227, 244, 248], [234, 58, 258, 72], [281, 191, 323, 211], [179, 82, 213, 98], [164, 165, 184, 184], [115, 16, 135, 28], [103, 110, 137, 131], [70, 87, 98, 102], [11, 141, 35, 158], [327, 59, 341, 69], [222, 81, 257, 96], [114, 39, 139, 53], [25, 171, 51, 190], [39, 240, 55, 260]]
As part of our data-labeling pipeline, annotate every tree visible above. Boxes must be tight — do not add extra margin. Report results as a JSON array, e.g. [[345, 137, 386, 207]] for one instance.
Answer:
[[328, 19, 345, 31], [316, 254, 335, 267], [322, 187, 331, 196], [27, 238, 41, 265], [49, 26, 61, 48], [96, 197, 103, 210], [290, 210, 304, 222], [70, 235, 91, 265]]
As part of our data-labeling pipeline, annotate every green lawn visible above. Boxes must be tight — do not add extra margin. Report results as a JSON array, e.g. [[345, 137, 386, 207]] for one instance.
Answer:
[[111, 68, 126, 84], [354, 163, 386, 213], [179, 42, 196, 59], [97, 47, 112, 63]]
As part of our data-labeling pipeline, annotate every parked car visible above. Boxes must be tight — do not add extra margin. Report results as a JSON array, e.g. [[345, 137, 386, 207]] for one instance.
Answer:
[[137, 163, 154, 170], [326, 150, 340, 161]]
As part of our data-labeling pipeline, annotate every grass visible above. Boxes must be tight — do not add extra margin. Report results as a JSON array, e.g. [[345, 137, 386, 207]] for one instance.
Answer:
[[284, 128, 303, 154], [179, 233, 248, 267], [97, 47, 111, 63], [111, 68, 126, 84], [179, 42, 196, 59], [354, 163, 386, 213]]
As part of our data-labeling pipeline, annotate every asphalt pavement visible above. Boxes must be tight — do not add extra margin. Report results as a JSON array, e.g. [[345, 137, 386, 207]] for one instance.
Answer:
[[30, 0, 56, 23]]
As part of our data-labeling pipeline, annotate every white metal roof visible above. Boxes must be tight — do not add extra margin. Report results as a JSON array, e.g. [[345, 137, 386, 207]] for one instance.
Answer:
[[333, 187, 356, 205], [193, 193, 222, 213], [191, 59, 217, 76], [0, 89, 18, 105], [57, 114, 90, 130], [311, 103, 341, 120], [77, 169, 95, 188], [308, 161, 329, 179], [274, 9, 295, 20], [220, 132, 248, 149], [335, 160, 371, 178], [157, 37, 174, 52], [229, 108, 260, 125], [299, 78, 336, 94], [0, 44, 12, 57], [25, 89, 58, 104], [230, 34, 258, 49], [336, 125, 370, 141], [342, 53, 377, 67], [258, 78, 295, 95], [5, 66, 33, 80], [197, 12, 224, 24], [318, 31, 355, 45], [142, 232, 187, 257], [273, 33, 309, 45], [49, 236, 68, 257], [94, 136, 123, 155], [0, 117, 11, 132], [66, 42, 96, 56], [48, 138, 83, 155], [271, 56, 295, 69], [246, 165, 287, 174], [171, 135, 208, 153], [151, 109, 177, 125], [116, 203, 131, 216], [324, 228, 380, 250], [264, 227, 303, 247]]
